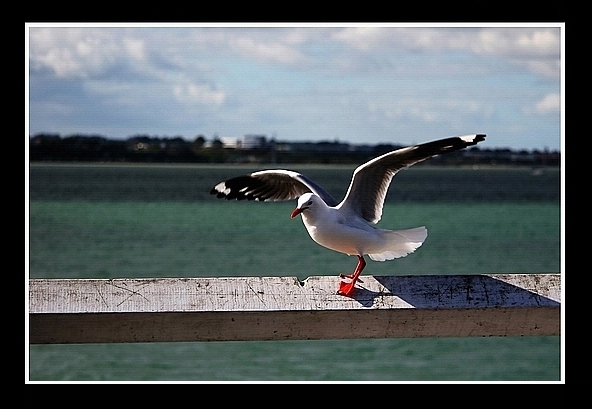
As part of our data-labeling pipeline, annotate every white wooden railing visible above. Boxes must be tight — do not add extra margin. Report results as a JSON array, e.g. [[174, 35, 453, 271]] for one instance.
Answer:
[[28, 274, 560, 344]]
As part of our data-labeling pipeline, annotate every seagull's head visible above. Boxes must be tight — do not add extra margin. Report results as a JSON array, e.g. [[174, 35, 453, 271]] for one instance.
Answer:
[[290, 193, 319, 219]]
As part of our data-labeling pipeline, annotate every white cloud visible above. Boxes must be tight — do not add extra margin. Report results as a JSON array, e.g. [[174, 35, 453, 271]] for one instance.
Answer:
[[173, 82, 226, 105], [29, 26, 561, 77], [473, 28, 559, 58], [331, 26, 560, 78], [535, 93, 560, 114], [29, 28, 121, 78], [123, 37, 146, 62], [229, 35, 307, 65], [516, 29, 560, 55], [476, 28, 560, 78], [526, 60, 561, 78], [330, 27, 387, 51]]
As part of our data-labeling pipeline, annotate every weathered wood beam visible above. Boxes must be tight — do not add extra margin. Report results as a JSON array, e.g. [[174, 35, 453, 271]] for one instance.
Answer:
[[28, 274, 560, 344]]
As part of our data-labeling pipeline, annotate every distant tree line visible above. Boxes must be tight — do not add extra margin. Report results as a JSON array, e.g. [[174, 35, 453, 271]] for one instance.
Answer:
[[29, 133, 560, 166]]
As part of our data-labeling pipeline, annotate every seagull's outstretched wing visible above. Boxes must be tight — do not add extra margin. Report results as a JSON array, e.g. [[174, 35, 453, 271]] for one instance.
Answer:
[[338, 134, 486, 223], [210, 169, 338, 206]]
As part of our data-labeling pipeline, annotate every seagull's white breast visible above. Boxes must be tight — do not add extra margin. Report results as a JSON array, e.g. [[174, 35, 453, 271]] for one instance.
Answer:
[[300, 209, 383, 257]]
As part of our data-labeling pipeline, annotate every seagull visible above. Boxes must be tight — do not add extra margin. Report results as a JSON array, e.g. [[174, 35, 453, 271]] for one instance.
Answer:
[[211, 134, 486, 296]]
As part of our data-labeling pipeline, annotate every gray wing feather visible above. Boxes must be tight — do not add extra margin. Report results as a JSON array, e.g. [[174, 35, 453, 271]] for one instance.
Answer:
[[338, 134, 486, 223]]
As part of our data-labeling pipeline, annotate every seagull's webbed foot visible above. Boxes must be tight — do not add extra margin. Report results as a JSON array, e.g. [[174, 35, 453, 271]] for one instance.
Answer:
[[337, 279, 357, 296], [336, 255, 366, 297]]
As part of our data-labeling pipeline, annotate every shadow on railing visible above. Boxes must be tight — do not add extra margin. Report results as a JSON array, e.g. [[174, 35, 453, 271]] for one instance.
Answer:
[[347, 274, 560, 309]]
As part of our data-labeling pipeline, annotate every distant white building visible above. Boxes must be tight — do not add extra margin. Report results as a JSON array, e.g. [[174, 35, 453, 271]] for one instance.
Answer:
[[241, 134, 267, 149], [217, 134, 268, 149], [220, 137, 240, 148]]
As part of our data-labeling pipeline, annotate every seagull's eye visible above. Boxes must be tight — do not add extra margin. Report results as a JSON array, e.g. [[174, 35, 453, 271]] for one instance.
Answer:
[[306, 200, 313, 206]]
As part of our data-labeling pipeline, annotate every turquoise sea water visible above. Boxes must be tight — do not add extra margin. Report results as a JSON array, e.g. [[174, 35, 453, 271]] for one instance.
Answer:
[[27, 164, 561, 381]]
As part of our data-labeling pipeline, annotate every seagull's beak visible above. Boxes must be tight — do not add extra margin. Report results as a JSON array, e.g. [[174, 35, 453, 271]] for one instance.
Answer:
[[290, 207, 303, 219]]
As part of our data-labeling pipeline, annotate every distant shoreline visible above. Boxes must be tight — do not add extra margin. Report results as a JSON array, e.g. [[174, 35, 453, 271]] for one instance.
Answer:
[[27, 160, 560, 169], [29, 134, 560, 167]]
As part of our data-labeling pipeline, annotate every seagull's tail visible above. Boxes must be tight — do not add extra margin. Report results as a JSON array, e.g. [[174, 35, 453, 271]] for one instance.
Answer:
[[368, 226, 428, 261]]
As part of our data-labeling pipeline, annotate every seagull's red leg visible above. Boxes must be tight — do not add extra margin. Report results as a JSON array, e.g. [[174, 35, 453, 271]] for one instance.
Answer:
[[338, 255, 366, 296], [339, 256, 366, 279]]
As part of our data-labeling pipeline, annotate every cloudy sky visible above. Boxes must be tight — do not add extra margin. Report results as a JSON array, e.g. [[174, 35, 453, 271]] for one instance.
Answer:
[[27, 24, 563, 150]]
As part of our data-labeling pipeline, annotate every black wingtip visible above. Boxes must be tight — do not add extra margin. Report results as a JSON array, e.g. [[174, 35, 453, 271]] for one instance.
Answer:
[[210, 175, 270, 201]]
